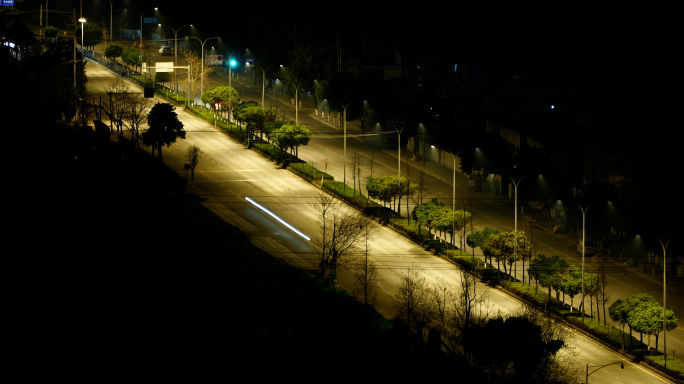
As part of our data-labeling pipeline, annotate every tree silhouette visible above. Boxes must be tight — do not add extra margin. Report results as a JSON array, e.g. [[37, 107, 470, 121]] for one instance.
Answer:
[[463, 315, 565, 383], [142, 103, 185, 162]]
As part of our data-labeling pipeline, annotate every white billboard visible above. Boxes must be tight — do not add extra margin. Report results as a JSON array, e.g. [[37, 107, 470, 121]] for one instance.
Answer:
[[156, 62, 174, 72]]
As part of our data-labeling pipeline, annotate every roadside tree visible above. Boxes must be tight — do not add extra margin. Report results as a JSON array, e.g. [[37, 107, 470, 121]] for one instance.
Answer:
[[560, 266, 582, 311], [482, 231, 531, 280], [467, 227, 500, 265], [394, 266, 438, 340], [432, 269, 493, 357], [201, 84, 240, 114], [462, 313, 571, 384], [44, 26, 58, 38], [609, 299, 631, 350], [104, 42, 124, 64], [142, 103, 185, 162], [270, 123, 312, 160], [122, 48, 145, 72], [178, 51, 215, 100], [155, 72, 171, 87], [351, 225, 378, 305], [243, 106, 276, 141], [529, 255, 568, 303], [103, 78, 133, 135], [521, 214, 537, 285], [123, 95, 153, 149], [76, 22, 103, 50], [185, 144, 202, 189], [309, 193, 370, 281], [626, 293, 678, 350]]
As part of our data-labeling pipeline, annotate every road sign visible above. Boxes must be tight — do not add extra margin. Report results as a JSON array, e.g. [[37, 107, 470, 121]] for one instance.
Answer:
[[143, 17, 158, 24], [2, 1, 15, 6], [205, 55, 223, 66], [386, 118, 405, 128], [324, 158, 329, 163]]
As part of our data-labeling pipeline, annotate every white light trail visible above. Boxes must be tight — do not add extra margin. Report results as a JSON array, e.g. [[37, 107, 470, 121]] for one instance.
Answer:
[[245, 197, 310, 241]]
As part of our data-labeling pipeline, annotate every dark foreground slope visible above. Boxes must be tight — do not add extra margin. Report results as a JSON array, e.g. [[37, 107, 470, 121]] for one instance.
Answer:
[[12, 124, 482, 380]]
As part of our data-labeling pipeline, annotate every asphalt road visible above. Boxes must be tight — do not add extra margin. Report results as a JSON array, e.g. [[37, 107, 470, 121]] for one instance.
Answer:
[[84, 58, 676, 384]]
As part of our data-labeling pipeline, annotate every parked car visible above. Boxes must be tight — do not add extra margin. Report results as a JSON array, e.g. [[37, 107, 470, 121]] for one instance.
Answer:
[[159, 46, 174, 56]]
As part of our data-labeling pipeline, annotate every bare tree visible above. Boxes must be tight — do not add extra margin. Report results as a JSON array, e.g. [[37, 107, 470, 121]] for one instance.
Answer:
[[591, 254, 611, 326], [432, 269, 493, 357], [102, 78, 151, 146], [123, 95, 153, 149], [103, 78, 133, 136], [185, 144, 202, 189], [394, 265, 438, 340], [178, 50, 215, 101], [351, 225, 378, 305], [309, 193, 370, 282]]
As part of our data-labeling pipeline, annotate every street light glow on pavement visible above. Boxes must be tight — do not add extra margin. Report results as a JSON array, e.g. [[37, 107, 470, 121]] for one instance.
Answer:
[[246, 197, 311, 241]]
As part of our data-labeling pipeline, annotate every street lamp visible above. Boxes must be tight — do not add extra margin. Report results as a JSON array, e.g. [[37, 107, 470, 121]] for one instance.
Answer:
[[108, 0, 115, 51], [586, 361, 624, 383], [648, 234, 681, 371], [575, 201, 599, 322], [395, 126, 405, 193], [504, 174, 538, 282], [79, 17, 86, 127], [256, 65, 271, 109], [158, 24, 192, 93], [448, 149, 470, 250], [129, 7, 159, 77], [186, 35, 220, 101], [339, 100, 362, 198]]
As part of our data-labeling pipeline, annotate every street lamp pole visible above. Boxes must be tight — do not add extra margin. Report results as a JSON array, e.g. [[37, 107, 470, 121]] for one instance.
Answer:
[[186, 36, 220, 101], [652, 234, 681, 370], [257, 66, 270, 108], [448, 149, 468, 250], [505, 174, 535, 283], [339, 101, 355, 198], [159, 24, 192, 93], [137, 8, 158, 76], [575, 201, 597, 322], [395, 126, 405, 188], [79, 17, 86, 128], [108, 0, 114, 51]]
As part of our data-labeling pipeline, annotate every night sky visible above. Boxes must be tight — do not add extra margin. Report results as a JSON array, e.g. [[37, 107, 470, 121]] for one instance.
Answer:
[[16, 1, 676, 80], [10, 0, 680, 209]]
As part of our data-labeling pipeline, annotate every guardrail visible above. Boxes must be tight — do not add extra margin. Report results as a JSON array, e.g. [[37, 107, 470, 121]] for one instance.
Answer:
[[84, 49, 183, 101]]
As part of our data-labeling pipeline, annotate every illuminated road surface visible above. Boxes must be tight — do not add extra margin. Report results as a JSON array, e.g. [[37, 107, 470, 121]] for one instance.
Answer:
[[86, 61, 674, 384]]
